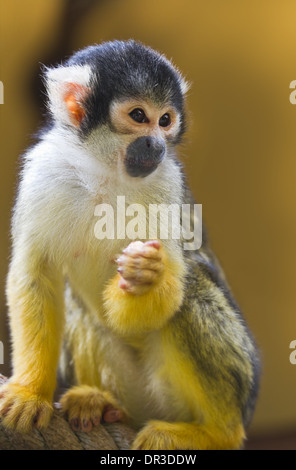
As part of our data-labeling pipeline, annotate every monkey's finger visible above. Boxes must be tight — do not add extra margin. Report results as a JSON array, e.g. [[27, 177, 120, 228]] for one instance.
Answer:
[[78, 405, 97, 432], [121, 240, 163, 262], [119, 278, 153, 295], [91, 414, 101, 426], [70, 417, 82, 432], [1, 400, 24, 429], [32, 402, 54, 429], [0, 398, 14, 417], [81, 418, 93, 432], [122, 241, 145, 257], [66, 403, 96, 432], [122, 245, 162, 261], [144, 240, 161, 250], [118, 267, 161, 284], [117, 255, 162, 272], [118, 278, 129, 290], [69, 414, 92, 432], [139, 245, 163, 260]]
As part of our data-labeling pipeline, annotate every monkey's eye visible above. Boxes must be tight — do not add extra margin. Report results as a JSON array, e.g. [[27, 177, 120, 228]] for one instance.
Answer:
[[159, 113, 171, 128], [129, 108, 148, 123]]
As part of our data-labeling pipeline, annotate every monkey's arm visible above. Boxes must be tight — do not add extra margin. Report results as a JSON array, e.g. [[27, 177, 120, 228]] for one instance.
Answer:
[[103, 240, 186, 336], [0, 246, 64, 432], [0, 152, 69, 432]]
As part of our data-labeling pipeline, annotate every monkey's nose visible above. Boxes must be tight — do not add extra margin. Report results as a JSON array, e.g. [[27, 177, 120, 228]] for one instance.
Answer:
[[125, 136, 166, 177]]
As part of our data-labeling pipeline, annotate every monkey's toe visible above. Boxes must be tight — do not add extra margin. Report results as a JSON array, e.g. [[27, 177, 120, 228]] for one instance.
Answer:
[[59, 385, 126, 432]]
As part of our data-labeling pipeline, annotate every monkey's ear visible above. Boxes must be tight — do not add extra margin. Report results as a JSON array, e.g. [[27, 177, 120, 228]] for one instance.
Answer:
[[180, 75, 191, 95], [44, 65, 92, 127], [180, 78, 191, 95]]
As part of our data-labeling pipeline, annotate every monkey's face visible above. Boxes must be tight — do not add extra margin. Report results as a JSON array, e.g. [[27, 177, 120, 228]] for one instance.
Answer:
[[45, 41, 189, 179], [109, 99, 181, 178]]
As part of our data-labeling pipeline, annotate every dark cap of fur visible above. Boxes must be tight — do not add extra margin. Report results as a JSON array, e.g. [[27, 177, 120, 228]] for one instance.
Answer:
[[65, 40, 187, 138]]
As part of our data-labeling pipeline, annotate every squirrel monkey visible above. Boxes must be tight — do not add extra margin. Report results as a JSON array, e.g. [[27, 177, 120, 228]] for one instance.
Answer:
[[0, 40, 260, 450]]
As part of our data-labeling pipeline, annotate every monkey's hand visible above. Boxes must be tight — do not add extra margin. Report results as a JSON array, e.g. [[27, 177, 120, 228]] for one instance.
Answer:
[[60, 385, 127, 432], [0, 382, 53, 433], [103, 239, 185, 335], [116, 240, 164, 295]]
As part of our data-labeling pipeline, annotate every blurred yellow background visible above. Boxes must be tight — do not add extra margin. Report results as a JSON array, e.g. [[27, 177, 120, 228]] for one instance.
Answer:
[[1, 0, 296, 448]]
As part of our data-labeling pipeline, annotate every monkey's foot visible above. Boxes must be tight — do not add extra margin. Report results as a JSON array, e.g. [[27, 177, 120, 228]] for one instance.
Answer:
[[0, 382, 53, 433], [131, 420, 245, 450], [116, 240, 164, 295], [131, 421, 191, 450], [60, 385, 126, 432]]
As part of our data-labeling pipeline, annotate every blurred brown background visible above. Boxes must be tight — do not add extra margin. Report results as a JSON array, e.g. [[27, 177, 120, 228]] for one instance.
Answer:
[[1, 0, 296, 449]]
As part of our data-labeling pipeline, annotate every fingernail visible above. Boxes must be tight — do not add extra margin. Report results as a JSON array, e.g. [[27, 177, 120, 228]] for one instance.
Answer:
[[92, 415, 101, 426], [145, 240, 160, 249], [82, 419, 92, 431], [71, 418, 80, 431], [119, 279, 127, 289]]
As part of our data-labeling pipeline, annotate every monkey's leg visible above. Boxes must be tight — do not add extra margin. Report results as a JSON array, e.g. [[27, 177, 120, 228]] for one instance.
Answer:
[[130, 313, 249, 450], [59, 285, 128, 432], [0, 259, 64, 432], [60, 385, 126, 432], [131, 420, 245, 450], [131, 254, 258, 451], [103, 240, 185, 335]]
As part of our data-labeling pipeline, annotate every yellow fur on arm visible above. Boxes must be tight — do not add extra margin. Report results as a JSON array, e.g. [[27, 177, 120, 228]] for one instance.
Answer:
[[102, 256, 185, 336], [6, 261, 64, 400]]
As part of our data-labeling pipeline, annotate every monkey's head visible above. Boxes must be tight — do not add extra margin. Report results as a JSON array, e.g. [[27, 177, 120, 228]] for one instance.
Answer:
[[45, 40, 189, 179]]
